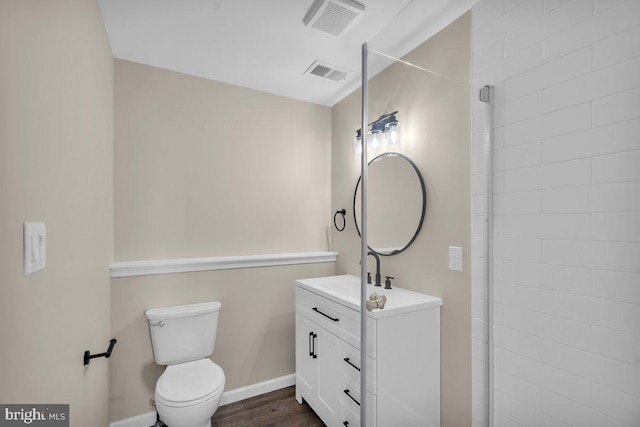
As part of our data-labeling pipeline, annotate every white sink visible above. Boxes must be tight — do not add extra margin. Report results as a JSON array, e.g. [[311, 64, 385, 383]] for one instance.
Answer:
[[296, 274, 442, 318], [314, 278, 362, 301]]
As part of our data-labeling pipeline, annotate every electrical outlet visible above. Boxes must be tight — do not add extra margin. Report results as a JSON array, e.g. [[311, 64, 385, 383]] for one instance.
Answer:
[[449, 246, 463, 272]]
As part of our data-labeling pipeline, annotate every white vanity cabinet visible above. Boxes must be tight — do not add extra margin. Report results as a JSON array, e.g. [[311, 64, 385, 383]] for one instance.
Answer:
[[295, 275, 442, 427]]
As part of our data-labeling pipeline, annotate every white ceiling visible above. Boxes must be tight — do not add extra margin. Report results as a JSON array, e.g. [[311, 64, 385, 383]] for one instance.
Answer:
[[99, 0, 476, 107]]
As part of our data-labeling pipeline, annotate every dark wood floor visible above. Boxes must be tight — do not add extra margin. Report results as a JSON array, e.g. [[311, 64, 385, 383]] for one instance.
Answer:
[[211, 386, 325, 427]]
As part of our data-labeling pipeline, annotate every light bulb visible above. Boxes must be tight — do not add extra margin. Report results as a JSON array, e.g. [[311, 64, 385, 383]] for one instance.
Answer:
[[385, 120, 400, 149], [354, 134, 362, 159], [368, 129, 383, 153]]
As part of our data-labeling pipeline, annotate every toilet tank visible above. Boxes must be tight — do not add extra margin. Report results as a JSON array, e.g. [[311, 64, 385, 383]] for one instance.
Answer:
[[145, 301, 221, 365]]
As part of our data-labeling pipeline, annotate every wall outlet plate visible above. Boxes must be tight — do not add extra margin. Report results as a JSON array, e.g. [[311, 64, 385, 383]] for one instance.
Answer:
[[449, 246, 462, 272], [24, 222, 46, 276]]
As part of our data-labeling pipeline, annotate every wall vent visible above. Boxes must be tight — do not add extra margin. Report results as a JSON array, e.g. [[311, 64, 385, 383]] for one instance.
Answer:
[[305, 60, 350, 82], [303, 0, 365, 37]]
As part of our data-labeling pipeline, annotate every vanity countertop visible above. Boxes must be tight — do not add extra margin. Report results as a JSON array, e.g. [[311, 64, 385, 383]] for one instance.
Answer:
[[296, 274, 442, 319]]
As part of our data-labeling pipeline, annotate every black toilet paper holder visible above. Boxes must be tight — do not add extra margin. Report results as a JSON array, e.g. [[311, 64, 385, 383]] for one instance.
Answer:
[[84, 339, 117, 365]]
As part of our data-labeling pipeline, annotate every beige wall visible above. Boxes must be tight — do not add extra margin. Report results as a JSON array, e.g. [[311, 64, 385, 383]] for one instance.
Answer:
[[114, 60, 332, 261], [111, 60, 333, 421], [331, 12, 472, 427], [0, 0, 114, 426]]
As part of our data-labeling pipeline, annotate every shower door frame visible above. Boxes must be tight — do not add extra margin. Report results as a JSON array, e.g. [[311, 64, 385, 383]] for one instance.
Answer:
[[359, 41, 369, 427]]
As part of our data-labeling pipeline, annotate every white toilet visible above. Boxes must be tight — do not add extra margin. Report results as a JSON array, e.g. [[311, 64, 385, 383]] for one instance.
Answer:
[[146, 301, 225, 427]]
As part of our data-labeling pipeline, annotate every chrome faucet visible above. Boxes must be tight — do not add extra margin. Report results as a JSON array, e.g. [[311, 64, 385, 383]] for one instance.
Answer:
[[368, 251, 381, 287]]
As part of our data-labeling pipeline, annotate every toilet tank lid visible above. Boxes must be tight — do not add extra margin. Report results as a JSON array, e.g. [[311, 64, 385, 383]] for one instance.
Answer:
[[145, 301, 221, 321]]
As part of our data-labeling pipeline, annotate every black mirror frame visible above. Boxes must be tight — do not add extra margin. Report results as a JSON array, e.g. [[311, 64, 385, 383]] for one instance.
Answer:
[[353, 152, 427, 256]]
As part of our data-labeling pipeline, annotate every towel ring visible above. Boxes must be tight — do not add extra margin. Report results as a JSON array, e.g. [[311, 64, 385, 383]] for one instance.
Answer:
[[333, 209, 346, 232]]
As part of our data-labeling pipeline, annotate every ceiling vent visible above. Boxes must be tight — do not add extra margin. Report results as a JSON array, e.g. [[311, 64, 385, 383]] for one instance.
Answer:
[[305, 60, 350, 82], [303, 0, 366, 37]]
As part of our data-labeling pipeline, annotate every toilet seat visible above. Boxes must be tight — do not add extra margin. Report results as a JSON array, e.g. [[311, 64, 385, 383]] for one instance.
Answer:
[[156, 359, 225, 408]]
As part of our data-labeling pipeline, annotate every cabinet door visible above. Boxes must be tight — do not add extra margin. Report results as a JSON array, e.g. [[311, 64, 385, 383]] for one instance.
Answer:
[[315, 324, 339, 423], [296, 313, 317, 402]]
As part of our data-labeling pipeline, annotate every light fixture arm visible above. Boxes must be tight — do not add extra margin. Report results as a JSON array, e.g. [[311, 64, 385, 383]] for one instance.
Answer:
[[356, 110, 398, 135], [369, 110, 398, 128], [356, 110, 399, 133]]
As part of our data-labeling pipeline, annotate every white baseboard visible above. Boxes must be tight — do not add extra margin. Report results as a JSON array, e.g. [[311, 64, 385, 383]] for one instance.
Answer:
[[109, 411, 157, 427], [109, 374, 296, 427], [219, 373, 296, 406]]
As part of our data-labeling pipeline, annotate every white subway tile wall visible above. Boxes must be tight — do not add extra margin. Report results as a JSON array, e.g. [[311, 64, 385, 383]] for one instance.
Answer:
[[471, 1, 640, 426]]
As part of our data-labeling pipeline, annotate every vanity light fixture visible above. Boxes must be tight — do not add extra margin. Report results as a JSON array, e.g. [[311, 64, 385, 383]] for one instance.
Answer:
[[353, 111, 400, 159], [354, 129, 363, 159]]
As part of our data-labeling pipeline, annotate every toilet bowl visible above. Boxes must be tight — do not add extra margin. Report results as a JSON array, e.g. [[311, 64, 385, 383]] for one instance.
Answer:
[[146, 301, 225, 427], [155, 359, 225, 427]]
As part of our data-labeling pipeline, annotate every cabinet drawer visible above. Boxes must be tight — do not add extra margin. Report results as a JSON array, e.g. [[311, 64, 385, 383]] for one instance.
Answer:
[[337, 401, 377, 427], [296, 287, 377, 357], [337, 401, 359, 427], [336, 370, 377, 427], [339, 340, 376, 395]]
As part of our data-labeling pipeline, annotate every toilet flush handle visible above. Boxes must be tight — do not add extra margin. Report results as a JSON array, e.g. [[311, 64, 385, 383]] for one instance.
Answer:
[[151, 321, 165, 327]]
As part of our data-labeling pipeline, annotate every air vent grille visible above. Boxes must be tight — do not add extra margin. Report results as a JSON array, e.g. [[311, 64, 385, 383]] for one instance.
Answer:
[[303, 0, 365, 37], [310, 64, 333, 77], [312, 2, 360, 36], [305, 61, 350, 82]]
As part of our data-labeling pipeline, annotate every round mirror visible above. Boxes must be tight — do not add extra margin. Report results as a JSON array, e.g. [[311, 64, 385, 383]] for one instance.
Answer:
[[353, 152, 426, 256]]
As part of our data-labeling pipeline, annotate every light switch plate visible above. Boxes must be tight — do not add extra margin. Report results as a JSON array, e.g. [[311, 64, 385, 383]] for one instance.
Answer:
[[449, 246, 463, 272], [24, 222, 46, 276]]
